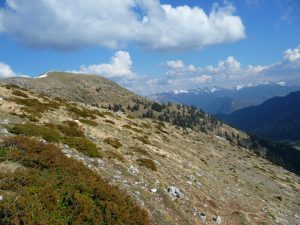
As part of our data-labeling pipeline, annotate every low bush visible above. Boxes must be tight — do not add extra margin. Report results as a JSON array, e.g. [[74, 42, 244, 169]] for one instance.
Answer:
[[104, 119, 115, 125], [66, 105, 97, 119], [129, 146, 150, 157], [11, 90, 28, 98], [123, 124, 143, 133], [133, 136, 151, 145], [79, 119, 98, 127], [104, 137, 122, 149], [12, 98, 60, 118], [9, 123, 101, 158], [9, 123, 62, 142], [136, 158, 157, 171], [57, 120, 84, 137], [62, 136, 101, 158], [5, 84, 21, 89], [105, 151, 125, 162], [0, 136, 150, 225]]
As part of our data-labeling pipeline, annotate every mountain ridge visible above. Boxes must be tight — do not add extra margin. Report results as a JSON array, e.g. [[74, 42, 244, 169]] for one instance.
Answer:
[[150, 82, 300, 115], [217, 90, 300, 141]]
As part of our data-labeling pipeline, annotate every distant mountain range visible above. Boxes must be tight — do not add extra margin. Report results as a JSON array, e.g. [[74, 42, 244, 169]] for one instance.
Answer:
[[217, 91, 300, 141], [150, 82, 300, 115]]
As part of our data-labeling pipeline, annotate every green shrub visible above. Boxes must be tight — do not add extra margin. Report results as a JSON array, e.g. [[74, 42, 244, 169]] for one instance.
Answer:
[[0, 136, 150, 225], [9, 123, 100, 158], [104, 119, 115, 125], [66, 105, 97, 119], [9, 123, 62, 142], [62, 136, 101, 158], [11, 90, 28, 98], [12, 98, 60, 118], [136, 158, 157, 171], [5, 84, 21, 89], [57, 120, 84, 137], [133, 136, 151, 145], [105, 151, 125, 162], [129, 146, 150, 157], [141, 123, 151, 129], [0, 147, 10, 157], [79, 119, 98, 127], [123, 124, 143, 133], [104, 137, 122, 149]]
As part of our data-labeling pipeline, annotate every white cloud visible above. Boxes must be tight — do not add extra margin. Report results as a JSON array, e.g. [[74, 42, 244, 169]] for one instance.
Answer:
[[205, 56, 241, 74], [0, 0, 245, 51], [75, 51, 134, 79], [0, 62, 18, 78], [284, 45, 300, 62], [191, 75, 212, 84], [166, 60, 184, 69], [100, 44, 300, 94]]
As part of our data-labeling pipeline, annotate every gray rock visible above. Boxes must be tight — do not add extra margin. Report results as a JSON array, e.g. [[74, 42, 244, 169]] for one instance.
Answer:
[[1, 128, 8, 135], [0, 195, 3, 201], [1, 119, 9, 125], [198, 212, 206, 222], [150, 188, 157, 193], [129, 165, 139, 174], [213, 216, 222, 224], [113, 175, 122, 179], [96, 159, 105, 167], [133, 191, 140, 195], [167, 186, 184, 198]]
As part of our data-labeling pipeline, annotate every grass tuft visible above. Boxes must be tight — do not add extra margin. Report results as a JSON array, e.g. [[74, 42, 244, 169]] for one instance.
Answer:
[[104, 137, 122, 149], [136, 158, 157, 171], [11, 90, 28, 98]]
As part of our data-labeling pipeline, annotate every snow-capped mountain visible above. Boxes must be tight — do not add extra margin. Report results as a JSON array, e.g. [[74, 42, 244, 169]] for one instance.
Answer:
[[150, 82, 300, 115]]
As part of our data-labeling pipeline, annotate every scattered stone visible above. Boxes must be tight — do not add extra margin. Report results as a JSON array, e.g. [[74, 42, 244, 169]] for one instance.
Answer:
[[0, 195, 3, 201], [155, 179, 160, 184], [212, 216, 222, 224], [198, 212, 206, 222], [1, 128, 9, 135], [187, 181, 192, 185], [133, 191, 140, 196], [113, 174, 122, 179], [129, 165, 139, 174], [154, 160, 161, 166], [39, 139, 47, 144], [167, 186, 184, 199], [1, 119, 9, 125], [96, 159, 105, 167], [150, 188, 157, 193], [88, 134, 97, 141]]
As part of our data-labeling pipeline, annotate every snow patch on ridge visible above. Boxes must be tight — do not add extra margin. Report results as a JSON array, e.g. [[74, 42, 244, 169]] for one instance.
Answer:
[[36, 72, 48, 79]]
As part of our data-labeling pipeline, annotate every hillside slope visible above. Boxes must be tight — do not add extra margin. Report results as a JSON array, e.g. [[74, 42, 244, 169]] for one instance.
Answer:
[[1, 71, 146, 107], [0, 84, 299, 225], [218, 91, 300, 141]]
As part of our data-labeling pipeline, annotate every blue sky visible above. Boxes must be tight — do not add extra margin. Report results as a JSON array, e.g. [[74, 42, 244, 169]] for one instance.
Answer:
[[0, 0, 299, 94]]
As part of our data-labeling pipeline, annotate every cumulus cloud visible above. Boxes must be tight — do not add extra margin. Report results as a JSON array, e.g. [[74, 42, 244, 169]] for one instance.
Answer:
[[166, 60, 185, 69], [191, 75, 212, 84], [0, 0, 245, 51], [284, 45, 300, 62], [0, 62, 19, 78], [74, 51, 134, 79]]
